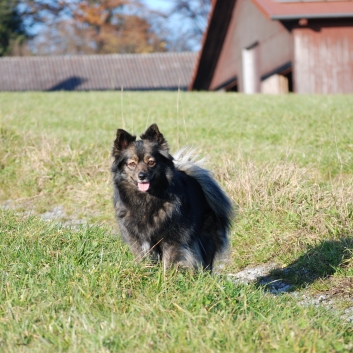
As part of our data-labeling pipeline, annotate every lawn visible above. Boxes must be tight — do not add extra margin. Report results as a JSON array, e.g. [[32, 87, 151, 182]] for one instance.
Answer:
[[0, 92, 353, 352]]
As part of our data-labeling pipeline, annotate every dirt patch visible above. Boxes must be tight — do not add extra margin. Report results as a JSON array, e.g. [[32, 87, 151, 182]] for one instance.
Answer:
[[228, 262, 292, 294], [228, 263, 353, 322], [2, 201, 88, 228]]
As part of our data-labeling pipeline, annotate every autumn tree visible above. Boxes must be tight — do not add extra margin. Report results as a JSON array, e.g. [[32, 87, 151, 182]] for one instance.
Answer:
[[20, 0, 166, 55], [3, 0, 211, 56], [73, 0, 166, 54]]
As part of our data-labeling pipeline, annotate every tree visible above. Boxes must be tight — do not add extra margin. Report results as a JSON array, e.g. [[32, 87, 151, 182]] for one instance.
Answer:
[[165, 0, 211, 51], [72, 0, 165, 54], [3, 0, 211, 56], [22, 0, 166, 55], [0, 0, 27, 56]]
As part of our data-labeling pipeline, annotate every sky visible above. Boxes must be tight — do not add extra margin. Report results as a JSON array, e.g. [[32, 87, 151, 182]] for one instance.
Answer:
[[142, 0, 208, 51], [143, 0, 173, 12]]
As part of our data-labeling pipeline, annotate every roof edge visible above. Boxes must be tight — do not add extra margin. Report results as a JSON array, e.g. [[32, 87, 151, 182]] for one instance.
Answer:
[[0, 52, 197, 61], [272, 13, 353, 20], [189, 0, 237, 90]]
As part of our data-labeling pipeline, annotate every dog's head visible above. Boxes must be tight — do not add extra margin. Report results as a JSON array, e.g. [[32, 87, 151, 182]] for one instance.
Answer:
[[112, 124, 174, 193]]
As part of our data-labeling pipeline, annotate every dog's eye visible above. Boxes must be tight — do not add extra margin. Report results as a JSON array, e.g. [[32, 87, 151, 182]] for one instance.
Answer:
[[148, 160, 156, 167], [128, 161, 136, 168]]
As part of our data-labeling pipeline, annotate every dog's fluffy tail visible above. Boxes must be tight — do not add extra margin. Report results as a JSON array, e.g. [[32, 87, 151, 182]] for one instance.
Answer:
[[173, 147, 233, 252]]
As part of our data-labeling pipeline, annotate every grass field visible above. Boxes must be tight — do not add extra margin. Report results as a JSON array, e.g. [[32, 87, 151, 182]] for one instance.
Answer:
[[1, 92, 353, 352]]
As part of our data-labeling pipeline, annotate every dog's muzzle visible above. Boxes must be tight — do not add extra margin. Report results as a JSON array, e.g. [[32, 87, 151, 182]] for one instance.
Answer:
[[137, 172, 150, 191]]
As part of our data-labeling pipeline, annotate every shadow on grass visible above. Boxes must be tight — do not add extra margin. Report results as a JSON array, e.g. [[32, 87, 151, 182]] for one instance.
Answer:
[[257, 237, 353, 291]]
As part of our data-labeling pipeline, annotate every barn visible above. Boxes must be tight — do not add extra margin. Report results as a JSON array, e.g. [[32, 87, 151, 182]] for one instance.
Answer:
[[190, 0, 353, 94]]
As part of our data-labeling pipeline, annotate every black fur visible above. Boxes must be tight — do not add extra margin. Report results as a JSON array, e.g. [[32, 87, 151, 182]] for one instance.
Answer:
[[111, 124, 233, 271]]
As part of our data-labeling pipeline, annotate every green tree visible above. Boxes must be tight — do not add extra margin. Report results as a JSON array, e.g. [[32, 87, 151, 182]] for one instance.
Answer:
[[0, 0, 26, 56]]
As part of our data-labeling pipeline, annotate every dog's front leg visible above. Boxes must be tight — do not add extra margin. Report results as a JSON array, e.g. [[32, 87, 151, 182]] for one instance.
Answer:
[[161, 242, 202, 271], [126, 239, 160, 264]]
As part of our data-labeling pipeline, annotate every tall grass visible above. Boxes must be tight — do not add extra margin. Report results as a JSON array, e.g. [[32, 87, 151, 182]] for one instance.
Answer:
[[1, 211, 352, 352]]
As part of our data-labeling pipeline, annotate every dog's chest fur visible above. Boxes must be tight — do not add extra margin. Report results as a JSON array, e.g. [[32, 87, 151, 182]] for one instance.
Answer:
[[114, 182, 183, 241]]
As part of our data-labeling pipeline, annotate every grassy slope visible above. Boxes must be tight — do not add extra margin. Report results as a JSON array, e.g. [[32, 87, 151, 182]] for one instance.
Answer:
[[0, 213, 351, 352], [1, 92, 353, 351]]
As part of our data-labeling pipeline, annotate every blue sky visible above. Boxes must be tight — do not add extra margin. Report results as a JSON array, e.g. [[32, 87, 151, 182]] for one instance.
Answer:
[[143, 0, 173, 12], [142, 0, 206, 51]]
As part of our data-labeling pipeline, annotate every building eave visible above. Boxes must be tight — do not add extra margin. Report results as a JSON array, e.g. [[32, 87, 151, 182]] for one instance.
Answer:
[[189, 0, 237, 90], [253, 0, 353, 20], [272, 13, 353, 20]]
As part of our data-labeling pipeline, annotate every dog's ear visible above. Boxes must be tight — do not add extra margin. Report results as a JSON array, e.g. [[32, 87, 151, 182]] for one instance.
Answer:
[[140, 124, 168, 149], [112, 129, 136, 156]]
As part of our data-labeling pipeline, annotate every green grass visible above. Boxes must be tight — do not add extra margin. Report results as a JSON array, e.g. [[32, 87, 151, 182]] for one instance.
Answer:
[[1, 211, 352, 352], [1, 92, 353, 351]]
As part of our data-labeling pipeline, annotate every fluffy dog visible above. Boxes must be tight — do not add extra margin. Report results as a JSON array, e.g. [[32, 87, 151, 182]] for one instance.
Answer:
[[111, 124, 232, 271]]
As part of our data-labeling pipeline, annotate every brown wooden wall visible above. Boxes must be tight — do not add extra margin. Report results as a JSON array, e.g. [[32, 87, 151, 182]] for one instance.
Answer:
[[209, 0, 293, 91], [293, 21, 353, 94]]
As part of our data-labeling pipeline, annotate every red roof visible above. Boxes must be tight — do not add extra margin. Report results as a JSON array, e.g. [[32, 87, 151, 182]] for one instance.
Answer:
[[253, 0, 353, 20]]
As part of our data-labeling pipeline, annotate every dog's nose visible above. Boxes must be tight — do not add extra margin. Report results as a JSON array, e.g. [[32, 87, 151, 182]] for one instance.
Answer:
[[138, 172, 147, 181]]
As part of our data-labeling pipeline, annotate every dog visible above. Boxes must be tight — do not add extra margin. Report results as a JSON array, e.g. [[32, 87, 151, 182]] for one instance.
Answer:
[[111, 124, 233, 271]]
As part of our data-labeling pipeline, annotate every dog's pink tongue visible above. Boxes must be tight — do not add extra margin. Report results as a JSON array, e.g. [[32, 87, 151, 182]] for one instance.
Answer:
[[138, 182, 150, 192]]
